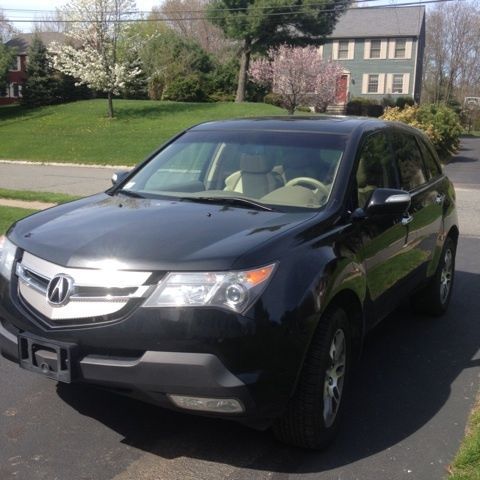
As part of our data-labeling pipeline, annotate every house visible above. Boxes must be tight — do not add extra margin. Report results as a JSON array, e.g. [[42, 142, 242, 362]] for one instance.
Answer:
[[0, 32, 66, 105], [322, 6, 426, 109]]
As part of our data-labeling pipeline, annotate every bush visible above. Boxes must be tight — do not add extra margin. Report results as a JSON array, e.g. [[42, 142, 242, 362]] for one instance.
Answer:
[[163, 74, 209, 102], [381, 104, 462, 160], [264, 92, 284, 108], [366, 103, 384, 117], [395, 96, 415, 109], [346, 97, 384, 117], [382, 95, 396, 108]]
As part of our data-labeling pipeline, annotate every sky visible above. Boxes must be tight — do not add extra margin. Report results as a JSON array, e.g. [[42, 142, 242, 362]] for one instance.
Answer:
[[1, 0, 425, 33], [1, 0, 161, 31]]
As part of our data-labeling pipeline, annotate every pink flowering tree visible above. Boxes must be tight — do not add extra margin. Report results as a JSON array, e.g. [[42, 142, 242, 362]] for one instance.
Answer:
[[249, 45, 343, 115]]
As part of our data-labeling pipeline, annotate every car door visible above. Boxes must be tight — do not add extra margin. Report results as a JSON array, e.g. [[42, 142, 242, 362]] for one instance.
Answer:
[[390, 129, 443, 288], [354, 130, 410, 323]]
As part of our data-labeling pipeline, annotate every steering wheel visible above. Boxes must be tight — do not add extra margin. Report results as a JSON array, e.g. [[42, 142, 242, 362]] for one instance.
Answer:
[[285, 177, 330, 198]]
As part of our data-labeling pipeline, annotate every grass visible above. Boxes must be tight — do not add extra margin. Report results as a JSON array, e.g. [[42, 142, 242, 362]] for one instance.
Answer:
[[0, 206, 38, 234], [449, 396, 480, 480], [0, 188, 81, 204], [0, 99, 284, 166]]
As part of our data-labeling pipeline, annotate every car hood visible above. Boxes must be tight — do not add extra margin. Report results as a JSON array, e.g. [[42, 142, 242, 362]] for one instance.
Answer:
[[9, 194, 317, 271]]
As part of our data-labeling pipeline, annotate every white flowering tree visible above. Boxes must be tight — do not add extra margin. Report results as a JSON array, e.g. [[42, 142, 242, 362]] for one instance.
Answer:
[[249, 45, 343, 115], [50, 0, 141, 118]]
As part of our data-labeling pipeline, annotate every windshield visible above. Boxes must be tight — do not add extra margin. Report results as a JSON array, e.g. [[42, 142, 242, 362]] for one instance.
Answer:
[[119, 130, 347, 210]]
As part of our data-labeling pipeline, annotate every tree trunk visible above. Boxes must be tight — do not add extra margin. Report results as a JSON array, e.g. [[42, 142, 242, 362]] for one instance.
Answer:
[[107, 91, 114, 118], [235, 39, 252, 103]]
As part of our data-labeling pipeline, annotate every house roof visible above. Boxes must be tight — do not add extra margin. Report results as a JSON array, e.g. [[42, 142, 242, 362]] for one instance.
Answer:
[[329, 6, 425, 39], [5, 32, 67, 54]]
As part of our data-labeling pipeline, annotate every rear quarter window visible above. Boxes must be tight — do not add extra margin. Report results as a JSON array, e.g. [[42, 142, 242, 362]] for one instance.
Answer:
[[417, 137, 442, 179], [391, 131, 428, 191]]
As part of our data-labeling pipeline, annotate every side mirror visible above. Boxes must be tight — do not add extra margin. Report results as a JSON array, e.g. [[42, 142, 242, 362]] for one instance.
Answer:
[[365, 188, 411, 217], [111, 170, 130, 186]]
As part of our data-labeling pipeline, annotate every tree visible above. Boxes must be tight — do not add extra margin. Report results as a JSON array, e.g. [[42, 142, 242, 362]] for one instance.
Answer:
[[157, 0, 229, 59], [125, 22, 214, 100], [50, 0, 141, 118], [0, 9, 16, 42], [22, 36, 58, 107], [423, 1, 480, 104], [0, 43, 14, 93], [249, 45, 342, 114], [207, 0, 351, 102]]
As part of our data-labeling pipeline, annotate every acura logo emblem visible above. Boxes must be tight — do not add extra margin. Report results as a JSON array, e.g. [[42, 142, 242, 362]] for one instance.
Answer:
[[47, 274, 74, 306]]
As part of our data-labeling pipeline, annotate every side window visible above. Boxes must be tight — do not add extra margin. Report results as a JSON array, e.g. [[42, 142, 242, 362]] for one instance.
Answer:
[[356, 132, 397, 208], [418, 138, 442, 179], [391, 132, 427, 191]]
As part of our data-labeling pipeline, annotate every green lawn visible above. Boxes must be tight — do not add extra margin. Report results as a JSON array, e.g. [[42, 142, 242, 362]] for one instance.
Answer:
[[0, 206, 38, 234], [449, 397, 480, 480], [0, 188, 81, 204], [0, 100, 284, 166]]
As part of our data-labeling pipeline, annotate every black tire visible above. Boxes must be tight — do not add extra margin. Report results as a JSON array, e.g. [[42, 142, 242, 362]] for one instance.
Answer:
[[273, 307, 351, 450], [411, 236, 456, 316]]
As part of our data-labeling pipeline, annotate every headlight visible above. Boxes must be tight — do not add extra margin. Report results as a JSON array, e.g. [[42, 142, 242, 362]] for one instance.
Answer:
[[0, 235, 17, 280], [143, 263, 277, 313]]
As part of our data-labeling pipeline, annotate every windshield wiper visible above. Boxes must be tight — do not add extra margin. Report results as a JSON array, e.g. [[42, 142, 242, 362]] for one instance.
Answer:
[[180, 196, 274, 212], [116, 189, 145, 199]]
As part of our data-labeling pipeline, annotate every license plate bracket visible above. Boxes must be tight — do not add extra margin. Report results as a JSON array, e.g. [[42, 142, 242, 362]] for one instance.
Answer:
[[18, 333, 76, 383]]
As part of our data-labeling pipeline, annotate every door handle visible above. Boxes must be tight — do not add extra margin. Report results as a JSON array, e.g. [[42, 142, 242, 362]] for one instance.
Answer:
[[435, 194, 445, 205], [401, 213, 413, 226]]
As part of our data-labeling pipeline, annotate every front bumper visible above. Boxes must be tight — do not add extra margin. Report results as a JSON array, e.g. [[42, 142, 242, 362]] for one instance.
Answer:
[[0, 319, 266, 425]]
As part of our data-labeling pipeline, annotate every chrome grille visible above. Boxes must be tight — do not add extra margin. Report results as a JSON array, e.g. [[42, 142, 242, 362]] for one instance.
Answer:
[[16, 252, 153, 325]]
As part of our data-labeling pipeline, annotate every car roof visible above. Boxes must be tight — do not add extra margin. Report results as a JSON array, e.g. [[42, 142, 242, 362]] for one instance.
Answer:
[[188, 116, 392, 136]]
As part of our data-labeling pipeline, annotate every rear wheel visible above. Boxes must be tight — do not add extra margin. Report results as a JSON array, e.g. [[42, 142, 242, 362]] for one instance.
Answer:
[[411, 237, 456, 316], [273, 307, 351, 449]]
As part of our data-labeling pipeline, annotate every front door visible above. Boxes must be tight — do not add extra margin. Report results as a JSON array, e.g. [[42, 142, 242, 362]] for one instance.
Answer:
[[355, 131, 409, 323], [335, 74, 349, 104]]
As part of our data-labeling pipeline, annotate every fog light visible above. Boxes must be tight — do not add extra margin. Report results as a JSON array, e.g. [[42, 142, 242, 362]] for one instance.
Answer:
[[168, 394, 244, 414]]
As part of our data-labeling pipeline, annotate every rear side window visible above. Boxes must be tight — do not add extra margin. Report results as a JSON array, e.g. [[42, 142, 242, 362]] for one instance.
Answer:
[[417, 138, 442, 179], [391, 131, 427, 191], [356, 132, 397, 207]]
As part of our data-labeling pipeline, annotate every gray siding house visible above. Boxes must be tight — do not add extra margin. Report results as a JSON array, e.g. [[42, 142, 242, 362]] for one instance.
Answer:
[[322, 6, 426, 107]]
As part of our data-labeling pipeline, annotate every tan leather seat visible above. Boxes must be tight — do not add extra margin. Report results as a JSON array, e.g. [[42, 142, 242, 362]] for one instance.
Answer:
[[224, 154, 284, 197]]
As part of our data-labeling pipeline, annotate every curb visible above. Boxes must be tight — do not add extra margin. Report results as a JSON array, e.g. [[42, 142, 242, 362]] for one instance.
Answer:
[[0, 159, 131, 170], [0, 198, 56, 210]]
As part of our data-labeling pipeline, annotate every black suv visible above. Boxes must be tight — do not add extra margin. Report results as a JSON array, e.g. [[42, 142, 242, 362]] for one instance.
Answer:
[[0, 117, 458, 449]]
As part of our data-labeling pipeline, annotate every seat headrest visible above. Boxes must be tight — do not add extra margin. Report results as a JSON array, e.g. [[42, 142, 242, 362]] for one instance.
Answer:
[[240, 154, 270, 173]]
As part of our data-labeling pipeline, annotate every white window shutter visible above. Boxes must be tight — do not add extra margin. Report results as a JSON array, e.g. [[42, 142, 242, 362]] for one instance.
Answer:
[[361, 74, 368, 94], [378, 74, 386, 94], [405, 39, 413, 59], [388, 40, 395, 59], [402, 73, 410, 95], [364, 40, 371, 59], [332, 41, 339, 60], [386, 74, 393, 94], [380, 40, 388, 59], [348, 40, 355, 60]]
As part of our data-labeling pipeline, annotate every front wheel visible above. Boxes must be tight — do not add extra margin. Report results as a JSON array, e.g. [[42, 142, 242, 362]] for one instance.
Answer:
[[411, 237, 456, 316], [273, 307, 351, 450]]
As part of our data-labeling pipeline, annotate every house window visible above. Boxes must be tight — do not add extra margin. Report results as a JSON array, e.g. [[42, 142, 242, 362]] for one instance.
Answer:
[[368, 74, 379, 93], [9, 56, 21, 71], [392, 74, 404, 93], [12, 84, 20, 98], [394, 39, 406, 58], [0, 86, 7, 97], [338, 41, 349, 59], [370, 40, 381, 58]]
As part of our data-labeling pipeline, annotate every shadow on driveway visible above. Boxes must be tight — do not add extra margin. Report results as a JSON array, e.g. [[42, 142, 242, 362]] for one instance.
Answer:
[[56, 267, 480, 475]]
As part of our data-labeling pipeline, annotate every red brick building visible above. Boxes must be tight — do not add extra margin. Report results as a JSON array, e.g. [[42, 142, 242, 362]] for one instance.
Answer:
[[1, 32, 66, 105]]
